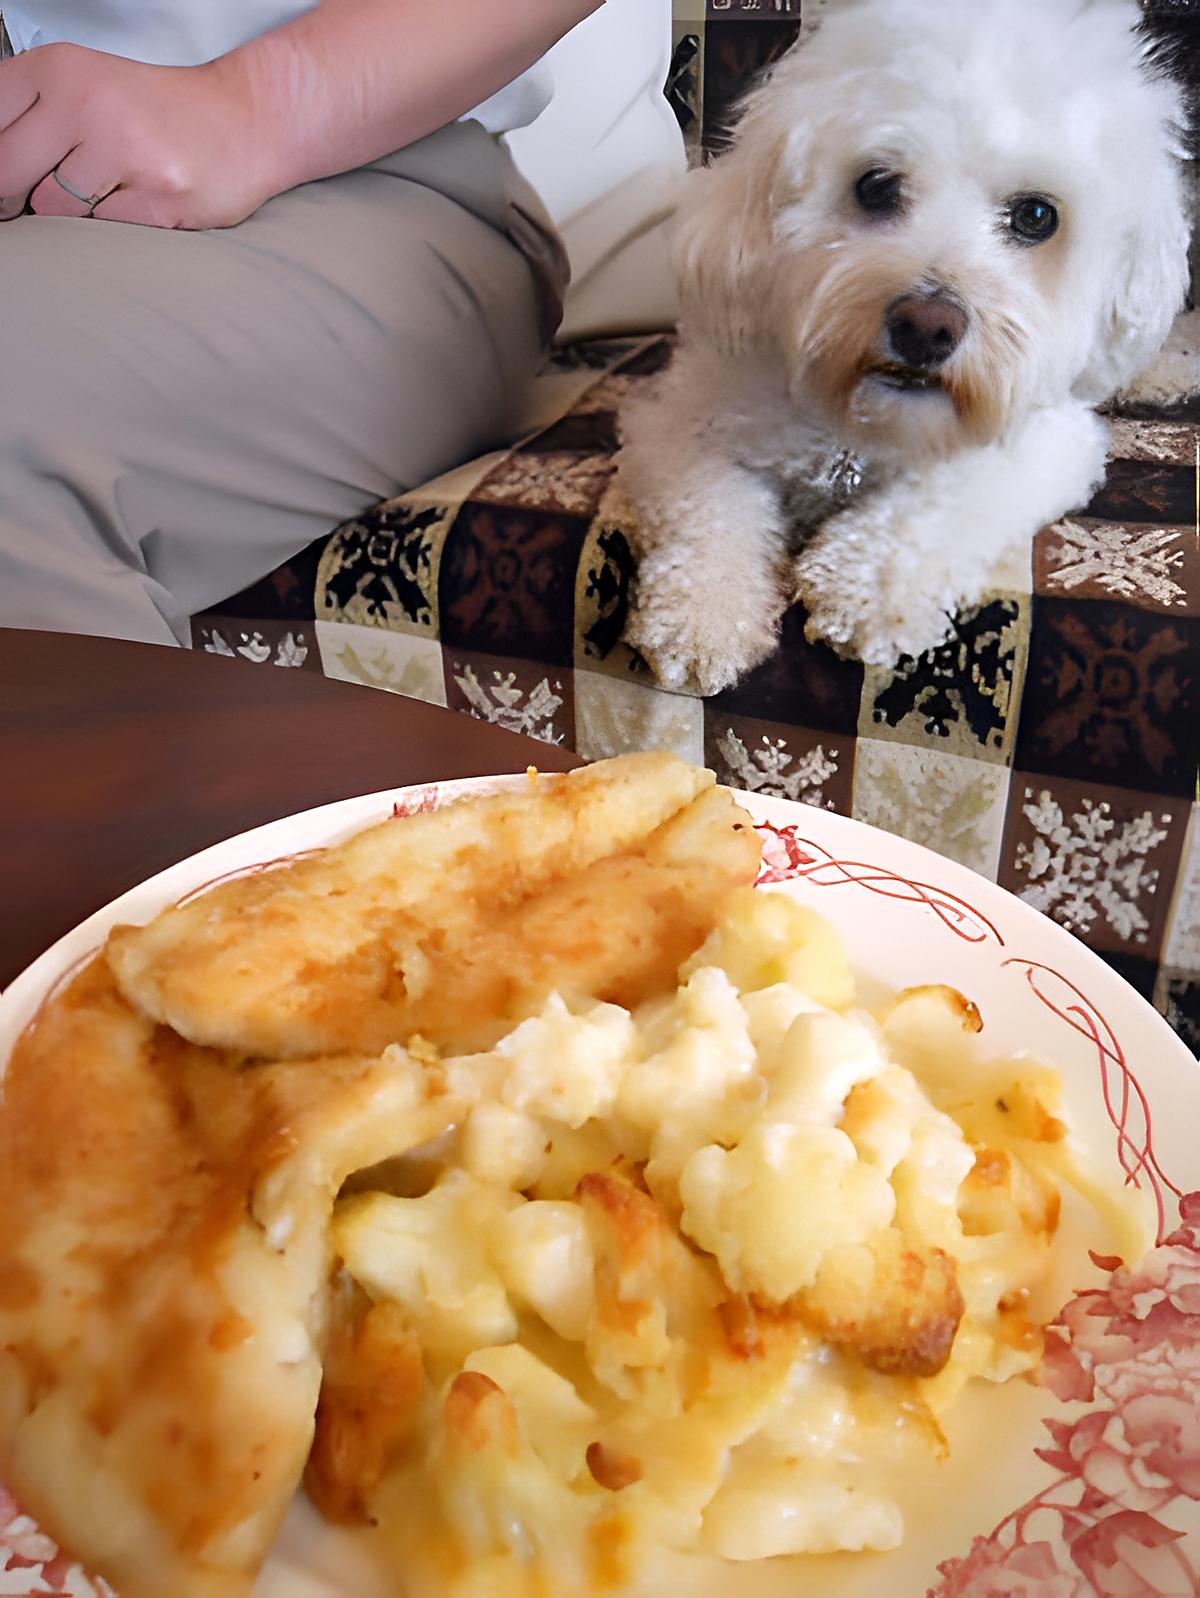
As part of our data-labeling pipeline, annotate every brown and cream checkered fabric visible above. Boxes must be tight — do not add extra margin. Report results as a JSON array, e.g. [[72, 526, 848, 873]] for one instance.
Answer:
[[670, 0, 803, 164], [191, 333, 1200, 1052]]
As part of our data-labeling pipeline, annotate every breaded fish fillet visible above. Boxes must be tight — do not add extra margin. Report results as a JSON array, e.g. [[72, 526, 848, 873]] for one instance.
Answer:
[[0, 957, 464, 1598], [1, 759, 761, 1596], [387, 784, 763, 1054], [107, 752, 711, 1060]]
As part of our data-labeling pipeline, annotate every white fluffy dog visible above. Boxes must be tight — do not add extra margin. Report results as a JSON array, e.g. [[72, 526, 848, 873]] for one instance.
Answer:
[[617, 0, 1191, 690]]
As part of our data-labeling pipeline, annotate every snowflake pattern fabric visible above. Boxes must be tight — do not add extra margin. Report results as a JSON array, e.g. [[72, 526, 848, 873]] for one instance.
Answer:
[[448, 658, 569, 745], [195, 621, 318, 673], [316, 502, 450, 633], [1014, 790, 1170, 945], [1038, 519, 1191, 610], [189, 333, 1200, 1047], [1016, 601, 1196, 796], [714, 727, 840, 807], [851, 742, 1010, 877], [867, 597, 1024, 756]]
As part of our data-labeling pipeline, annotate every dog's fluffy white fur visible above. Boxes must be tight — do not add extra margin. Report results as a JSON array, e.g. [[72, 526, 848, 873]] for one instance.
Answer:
[[617, 0, 1190, 689]]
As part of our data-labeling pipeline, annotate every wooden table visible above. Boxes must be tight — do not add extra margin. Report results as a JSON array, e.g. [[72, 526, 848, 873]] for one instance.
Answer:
[[0, 629, 579, 987]]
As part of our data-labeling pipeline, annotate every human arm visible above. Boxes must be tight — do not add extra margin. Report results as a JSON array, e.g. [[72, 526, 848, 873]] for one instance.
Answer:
[[228, 0, 603, 194], [0, 0, 602, 228]]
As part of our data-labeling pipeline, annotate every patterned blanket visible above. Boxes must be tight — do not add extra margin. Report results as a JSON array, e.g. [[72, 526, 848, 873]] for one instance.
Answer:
[[191, 332, 1200, 1053]]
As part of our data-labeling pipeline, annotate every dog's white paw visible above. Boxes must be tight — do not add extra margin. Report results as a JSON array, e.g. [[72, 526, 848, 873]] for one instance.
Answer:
[[792, 548, 956, 666], [625, 588, 780, 696]]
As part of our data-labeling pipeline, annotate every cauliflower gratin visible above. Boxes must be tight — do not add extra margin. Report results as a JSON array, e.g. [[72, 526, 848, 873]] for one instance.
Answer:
[[309, 887, 1144, 1596], [0, 755, 1145, 1598]]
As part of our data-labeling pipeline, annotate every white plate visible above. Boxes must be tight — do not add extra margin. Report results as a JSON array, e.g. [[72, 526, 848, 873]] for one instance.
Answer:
[[2, 778, 1198, 1598]]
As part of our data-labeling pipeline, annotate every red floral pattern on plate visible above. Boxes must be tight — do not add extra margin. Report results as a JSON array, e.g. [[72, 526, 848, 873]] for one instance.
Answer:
[[391, 784, 441, 818], [755, 822, 1004, 945], [1005, 959, 1182, 1245], [930, 1195, 1200, 1596], [0, 1485, 113, 1596]]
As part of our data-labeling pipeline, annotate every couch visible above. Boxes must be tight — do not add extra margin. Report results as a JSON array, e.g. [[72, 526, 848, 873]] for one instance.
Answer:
[[189, 0, 1200, 1053]]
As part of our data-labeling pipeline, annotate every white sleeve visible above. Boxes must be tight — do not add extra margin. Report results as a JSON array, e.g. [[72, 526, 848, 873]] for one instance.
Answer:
[[462, 65, 555, 136]]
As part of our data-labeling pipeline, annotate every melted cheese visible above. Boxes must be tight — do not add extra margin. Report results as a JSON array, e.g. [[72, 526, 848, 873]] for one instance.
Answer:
[[322, 887, 1141, 1595]]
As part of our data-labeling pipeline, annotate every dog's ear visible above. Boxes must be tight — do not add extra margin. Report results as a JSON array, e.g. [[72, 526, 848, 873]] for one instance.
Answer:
[[1075, 162, 1191, 401], [671, 130, 795, 355]]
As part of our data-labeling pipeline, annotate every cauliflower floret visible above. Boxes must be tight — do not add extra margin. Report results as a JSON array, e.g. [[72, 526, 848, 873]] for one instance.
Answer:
[[679, 1124, 895, 1302], [575, 1167, 722, 1402], [460, 1101, 548, 1190], [464, 1344, 597, 1483], [740, 982, 826, 1071], [838, 1070, 918, 1178], [619, 967, 755, 1132], [764, 1010, 886, 1127], [532, 1120, 633, 1201], [494, 1200, 595, 1342], [676, 961, 755, 1037], [891, 1104, 977, 1251], [578, 1169, 674, 1387], [799, 1233, 964, 1377], [469, 1342, 600, 1476], [703, 1461, 902, 1558], [958, 1147, 1061, 1239], [333, 1172, 520, 1368], [684, 886, 854, 1009], [878, 983, 983, 1103], [839, 1065, 976, 1255], [619, 968, 762, 1199], [440, 1047, 509, 1106], [431, 1371, 592, 1569], [498, 996, 635, 1127], [619, 1024, 755, 1142]]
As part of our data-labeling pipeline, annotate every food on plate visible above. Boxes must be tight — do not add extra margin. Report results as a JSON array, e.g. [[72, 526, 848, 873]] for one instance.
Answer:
[[330, 782, 762, 1059], [0, 753, 762, 1598], [106, 751, 722, 1059], [315, 888, 1147, 1595], [0, 958, 466, 1598], [0, 755, 1149, 1598]]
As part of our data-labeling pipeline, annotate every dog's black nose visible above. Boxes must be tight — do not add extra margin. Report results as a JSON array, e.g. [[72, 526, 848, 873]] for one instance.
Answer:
[[885, 293, 968, 370]]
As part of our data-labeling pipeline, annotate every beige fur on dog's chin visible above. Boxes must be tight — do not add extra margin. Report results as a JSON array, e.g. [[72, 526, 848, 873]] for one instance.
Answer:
[[617, 0, 1190, 690]]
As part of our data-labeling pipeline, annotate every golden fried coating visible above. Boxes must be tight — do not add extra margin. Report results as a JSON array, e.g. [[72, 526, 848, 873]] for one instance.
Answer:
[[305, 1299, 426, 1527], [585, 1441, 643, 1492], [958, 1147, 1062, 1238], [0, 958, 463, 1598], [384, 784, 763, 1055], [798, 1232, 965, 1378], [106, 753, 716, 1060]]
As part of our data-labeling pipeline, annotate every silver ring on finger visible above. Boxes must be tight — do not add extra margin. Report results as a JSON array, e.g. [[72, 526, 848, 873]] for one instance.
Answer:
[[52, 168, 109, 214]]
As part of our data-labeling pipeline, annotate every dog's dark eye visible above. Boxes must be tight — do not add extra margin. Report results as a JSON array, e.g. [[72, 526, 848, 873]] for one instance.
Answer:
[[854, 168, 904, 216], [1008, 195, 1059, 244]]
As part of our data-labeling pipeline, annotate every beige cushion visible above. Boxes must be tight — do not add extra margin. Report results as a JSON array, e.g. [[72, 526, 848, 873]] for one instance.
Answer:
[[505, 0, 685, 341]]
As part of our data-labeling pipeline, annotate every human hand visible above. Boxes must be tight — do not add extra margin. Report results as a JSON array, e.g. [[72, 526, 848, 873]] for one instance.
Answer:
[[0, 42, 277, 229]]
